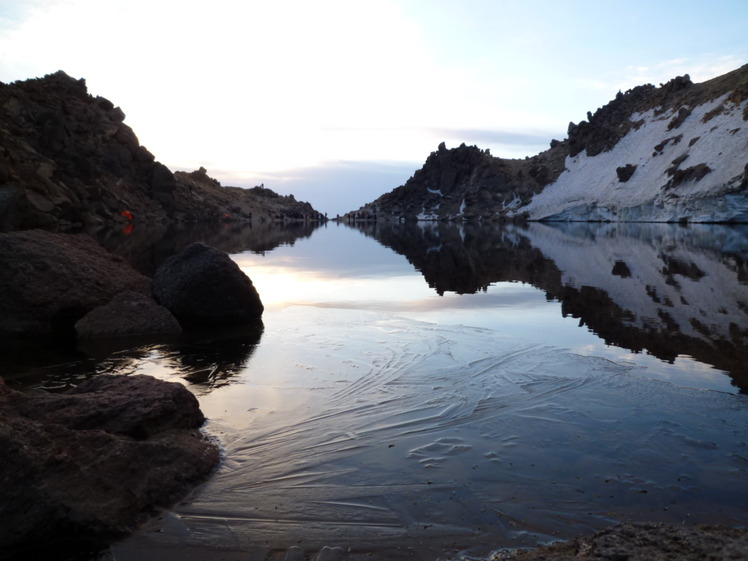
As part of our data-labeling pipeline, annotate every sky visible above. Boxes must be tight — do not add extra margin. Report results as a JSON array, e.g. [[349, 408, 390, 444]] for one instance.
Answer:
[[1, 1, 747, 216]]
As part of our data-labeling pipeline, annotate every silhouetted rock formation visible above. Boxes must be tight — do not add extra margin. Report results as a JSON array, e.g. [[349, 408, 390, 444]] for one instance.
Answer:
[[0, 71, 324, 231], [346, 141, 566, 222]]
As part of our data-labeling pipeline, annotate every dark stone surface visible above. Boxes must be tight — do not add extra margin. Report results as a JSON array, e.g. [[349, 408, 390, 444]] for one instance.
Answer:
[[616, 164, 637, 182], [153, 242, 264, 325], [16, 373, 204, 438], [0, 374, 219, 551], [75, 290, 181, 340], [0, 229, 151, 336]]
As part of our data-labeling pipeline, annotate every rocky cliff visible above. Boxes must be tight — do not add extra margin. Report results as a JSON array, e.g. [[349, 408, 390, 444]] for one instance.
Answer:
[[346, 64, 748, 223], [0, 71, 323, 231]]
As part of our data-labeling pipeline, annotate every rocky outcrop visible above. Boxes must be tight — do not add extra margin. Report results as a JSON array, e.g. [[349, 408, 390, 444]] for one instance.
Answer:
[[172, 167, 324, 224], [347, 64, 748, 223], [0, 374, 219, 552], [0, 71, 324, 231], [153, 242, 264, 326], [0, 229, 151, 337], [345, 141, 567, 222], [499, 522, 748, 560]]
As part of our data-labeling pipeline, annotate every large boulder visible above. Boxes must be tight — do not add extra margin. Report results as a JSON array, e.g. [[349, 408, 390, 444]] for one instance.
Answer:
[[0, 230, 151, 336], [153, 242, 264, 325], [75, 290, 181, 341], [0, 375, 219, 552]]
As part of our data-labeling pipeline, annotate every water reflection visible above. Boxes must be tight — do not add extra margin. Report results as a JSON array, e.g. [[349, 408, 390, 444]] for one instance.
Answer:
[[353, 221, 748, 393], [159, 322, 263, 394], [4, 322, 263, 396], [87, 221, 322, 275]]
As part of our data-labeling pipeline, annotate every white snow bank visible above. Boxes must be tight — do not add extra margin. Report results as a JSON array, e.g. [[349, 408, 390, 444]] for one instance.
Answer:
[[518, 95, 748, 222]]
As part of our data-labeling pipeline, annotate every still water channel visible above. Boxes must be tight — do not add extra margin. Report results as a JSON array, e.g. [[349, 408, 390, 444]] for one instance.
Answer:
[[8, 221, 748, 560]]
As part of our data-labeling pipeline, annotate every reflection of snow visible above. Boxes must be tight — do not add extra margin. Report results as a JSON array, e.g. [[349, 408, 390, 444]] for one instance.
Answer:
[[524, 222, 748, 346], [125, 307, 748, 560]]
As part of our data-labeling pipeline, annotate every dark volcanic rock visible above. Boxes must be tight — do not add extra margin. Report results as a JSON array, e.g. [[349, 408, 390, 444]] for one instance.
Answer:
[[500, 521, 748, 560], [345, 142, 568, 222], [0, 374, 219, 551], [615, 164, 637, 182], [0, 71, 325, 230], [0, 229, 151, 336], [153, 242, 264, 325], [75, 290, 181, 340]]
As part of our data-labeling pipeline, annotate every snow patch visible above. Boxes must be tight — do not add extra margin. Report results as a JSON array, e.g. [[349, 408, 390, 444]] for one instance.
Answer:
[[517, 94, 748, 222]]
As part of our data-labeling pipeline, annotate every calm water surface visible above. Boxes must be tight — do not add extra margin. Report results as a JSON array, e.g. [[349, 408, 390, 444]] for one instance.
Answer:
[[10, 222, 748, 560]]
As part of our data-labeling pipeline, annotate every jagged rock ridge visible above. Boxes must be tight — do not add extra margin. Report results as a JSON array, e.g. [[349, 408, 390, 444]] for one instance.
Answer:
[[0, 71, 324, 231], [346, 64, 748, 223]]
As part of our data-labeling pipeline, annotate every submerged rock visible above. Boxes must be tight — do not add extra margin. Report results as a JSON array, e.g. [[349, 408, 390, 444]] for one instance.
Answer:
[[0, 374, 219, 552], [153, 242, 264, 325]]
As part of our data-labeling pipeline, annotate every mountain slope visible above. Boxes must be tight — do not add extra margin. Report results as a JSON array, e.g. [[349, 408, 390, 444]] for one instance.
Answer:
[[346, 64, 748, 223], [0, 71, 323, 231]]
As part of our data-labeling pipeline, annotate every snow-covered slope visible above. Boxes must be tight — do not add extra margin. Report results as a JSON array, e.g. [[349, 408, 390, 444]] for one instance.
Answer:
[[515, 95, 748, 222], [347, 65, 748, 223]]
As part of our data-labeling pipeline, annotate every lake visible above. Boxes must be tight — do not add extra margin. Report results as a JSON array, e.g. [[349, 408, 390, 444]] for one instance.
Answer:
[[7, 221, 748, 560]]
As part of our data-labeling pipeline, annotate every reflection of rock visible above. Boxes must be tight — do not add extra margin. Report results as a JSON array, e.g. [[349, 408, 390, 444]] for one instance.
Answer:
[[354, 222, 748, 392], [360, 221, 563, 295], [164, 323, 264, 392], [75, 290, 181, 340], [0, 374, 219, 551], [524, 222, 748, 391], [87, 221, 321, 276], [153, 242, 264, 325], [503, 521, 748, 560], [0, 230, 150, 337]]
